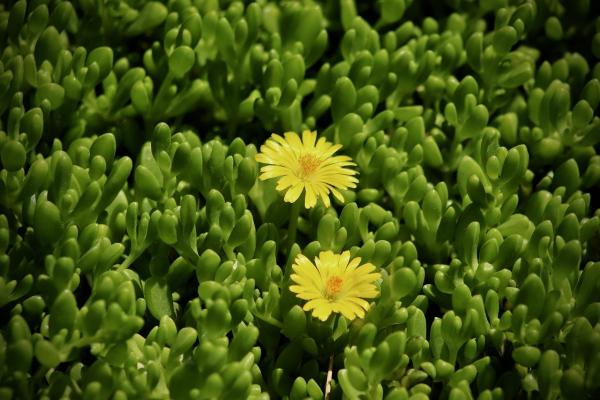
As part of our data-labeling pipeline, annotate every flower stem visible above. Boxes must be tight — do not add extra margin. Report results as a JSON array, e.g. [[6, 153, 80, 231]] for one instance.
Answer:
[[286, 200, 302, 253], [325, 354, 334, 399]]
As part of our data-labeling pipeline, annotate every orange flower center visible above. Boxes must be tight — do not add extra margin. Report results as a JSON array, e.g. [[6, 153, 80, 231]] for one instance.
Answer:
[[325, 275, 344, 299], [297, 153, 320, 179]]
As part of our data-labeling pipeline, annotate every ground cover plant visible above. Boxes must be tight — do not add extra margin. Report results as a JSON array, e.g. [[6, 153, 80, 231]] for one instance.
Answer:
[[1, 0, 600, 398]]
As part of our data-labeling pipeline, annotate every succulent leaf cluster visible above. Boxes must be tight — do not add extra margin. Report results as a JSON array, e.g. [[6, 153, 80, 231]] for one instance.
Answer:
[[1, 0, 600, 399]]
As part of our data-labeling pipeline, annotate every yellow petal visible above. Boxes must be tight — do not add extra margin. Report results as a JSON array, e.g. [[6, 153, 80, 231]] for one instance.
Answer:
[[312, 303, 334, 321], [284, 132, 304, 150], [295, 291, 323, 300], [284, 182, 305, 203], [332, 302, 357, 320], [302, 130, 317, 149], [304, 185, 318, 208], [343, 296, 370, 310], [276, 174, 300, 191], [290, 274, 322, 292], [260, 165, 291, 179], [292, 256, 323, 289]]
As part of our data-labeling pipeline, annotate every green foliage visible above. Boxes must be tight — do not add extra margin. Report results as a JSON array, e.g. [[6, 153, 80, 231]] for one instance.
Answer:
[[1, 0, 600, 399]]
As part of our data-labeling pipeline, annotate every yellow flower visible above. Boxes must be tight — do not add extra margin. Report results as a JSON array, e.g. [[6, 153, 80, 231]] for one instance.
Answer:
[[289, 251, 381, 321], [255, 131, 358, 208]]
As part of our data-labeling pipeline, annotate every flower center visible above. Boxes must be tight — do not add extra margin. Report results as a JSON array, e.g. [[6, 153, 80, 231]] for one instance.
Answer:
[[325, 275, 344, 299], [297, 153, 320, 179]]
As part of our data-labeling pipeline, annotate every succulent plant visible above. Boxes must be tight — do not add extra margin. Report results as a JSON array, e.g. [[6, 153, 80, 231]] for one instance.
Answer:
[[1, 0, 600, 399]]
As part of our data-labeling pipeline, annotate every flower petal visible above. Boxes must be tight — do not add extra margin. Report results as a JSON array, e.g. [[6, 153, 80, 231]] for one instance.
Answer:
[[284, 182, 305, 203]]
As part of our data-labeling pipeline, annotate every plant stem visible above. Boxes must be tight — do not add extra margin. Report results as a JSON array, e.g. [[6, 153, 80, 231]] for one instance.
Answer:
[[253, 312, 283, 328], [286, 200, 302, 254], [325, 354, 334, 399], [118, 250, 140, 270], [223, 244, 236, 261]]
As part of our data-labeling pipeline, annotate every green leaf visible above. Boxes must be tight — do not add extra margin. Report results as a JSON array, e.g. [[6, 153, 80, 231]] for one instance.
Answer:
[[422, 136, 443, 167], [229, 324, 259, 360], [35, 83, 64, 110], [7, 1, 27, 41], [466, 32, 483, 71], [7, 339, 33, 372], [460, 104, 489, 139], [135, 165, 162, 201], [392, 268, 417, 299], [582, 79, 600, 109], [466, 174, 490, 206], [87, 47, 113, 81], [228, 211, 254, 249], [340, 0, 357, 30], [97, 156, 132, 211], [227, 294, 248, 323], [126, 2, 168, 36], [497, 214, 534, 239], [35, 26, 62, 65], [512, 345, 541, 367], [538, 350, 560, 398], [34, 200, 63, 245], [49, 290, 77, 336], [23, 295, 45, 316], [515, 274, 545, 319], [407, 307, 427, 338], [35, 340, 61, 368], [205, 299, 231, 337], [290, 377, 307, 400], [169, 363, 202, 400], [90, 133, 116, 168], [561, 368, 585, 399], [452, 284, 472, 315], [236, 158, 257, 193], [357, 323, 377, 352], [572, 100, 593, 129], [457, 156, 487, 197], [282, 305, 306, 339], [555, 240, 581, 282], [380, 0, 406, 24], [130, 80, 151, 113], [216, 18, 236, 65], [459, 221, 480, 266], [144, 277, 173, 319], [493, 26, 518, 54], [49, 1, 76, 31], [0, 140, 26, 171], [331, 77, 356, 121], [20, 107, 44, 150], [169, 46, 195, 78], [338, 367, 367, 397], [545, 17, 563, 40], [553, 159, 580, 197], [368, 341, 391, 381], [196, 249, 221, 282]]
